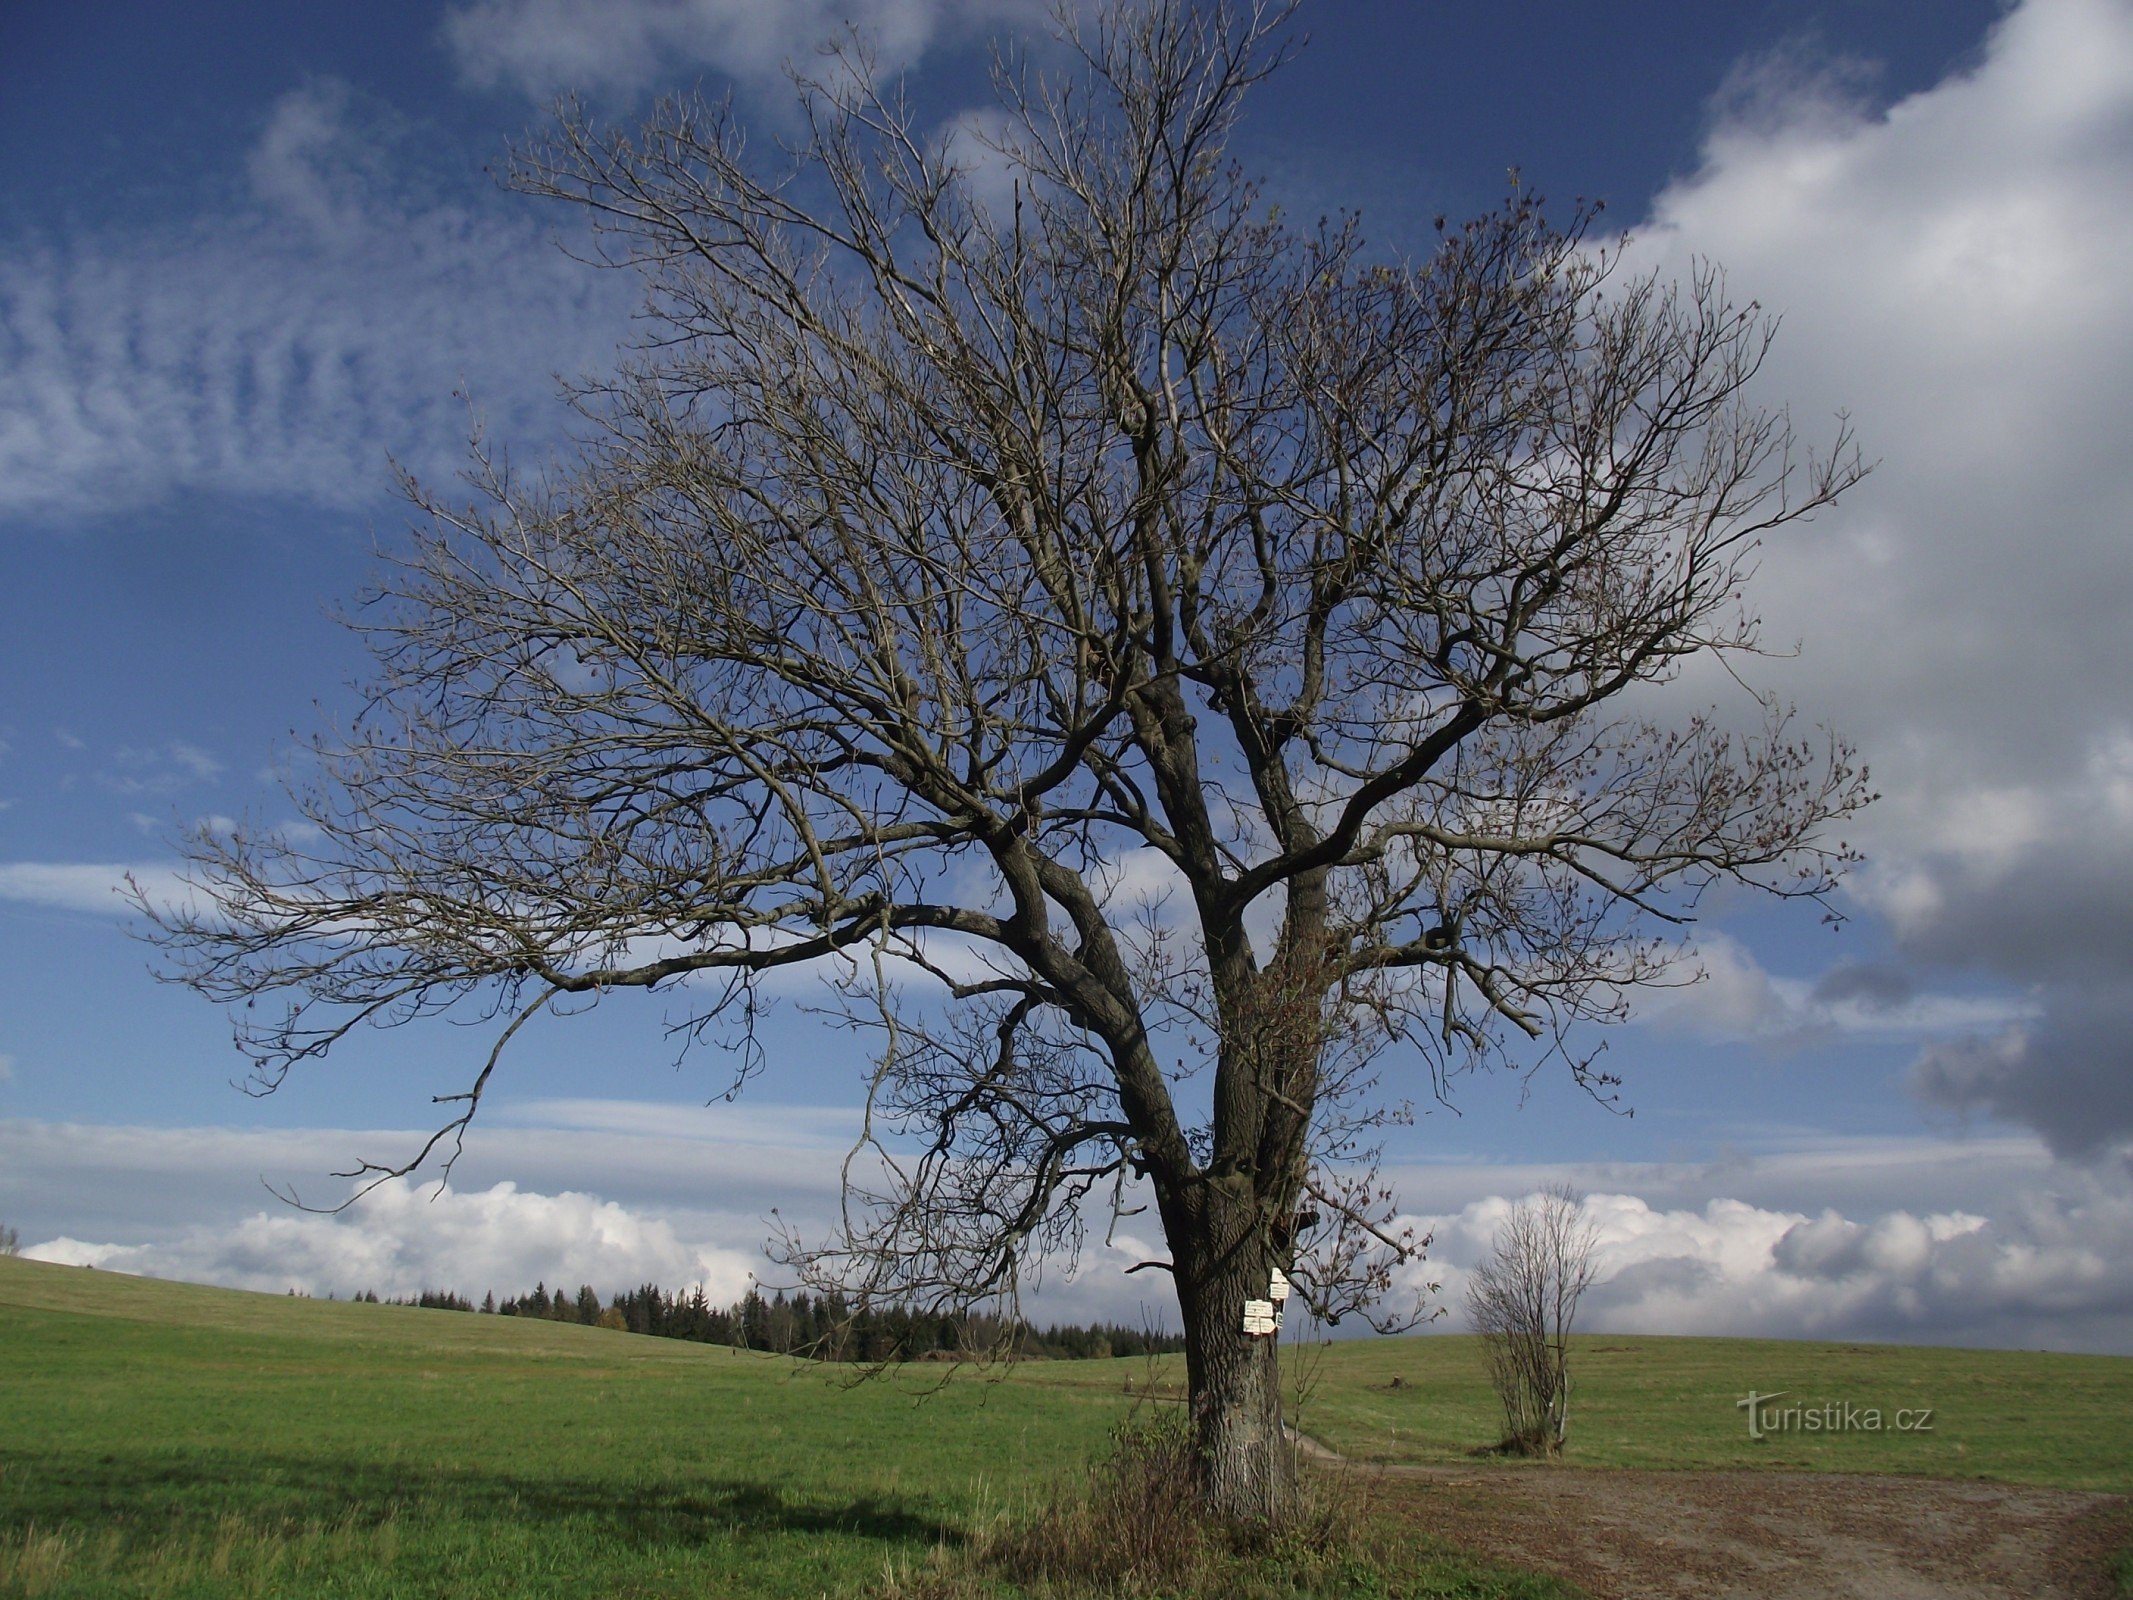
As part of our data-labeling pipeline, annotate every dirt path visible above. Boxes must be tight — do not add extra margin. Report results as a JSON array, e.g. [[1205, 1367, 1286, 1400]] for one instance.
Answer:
[[1290, 1433, 2128, 1599]]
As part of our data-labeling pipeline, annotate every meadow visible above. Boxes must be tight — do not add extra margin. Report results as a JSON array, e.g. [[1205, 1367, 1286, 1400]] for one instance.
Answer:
[[1025, 1327, 2133, 1492], [4, 1253, 2128, 1597], [0, 1256, 1560, 1599]]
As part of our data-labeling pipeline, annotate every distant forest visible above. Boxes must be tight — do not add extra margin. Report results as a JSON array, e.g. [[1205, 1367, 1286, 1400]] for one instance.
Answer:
[[352, 1280, 1186, 1364]]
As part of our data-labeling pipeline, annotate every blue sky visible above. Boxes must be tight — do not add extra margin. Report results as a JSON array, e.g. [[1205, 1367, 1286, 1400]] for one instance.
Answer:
[[4, 0, 2132, 1352]]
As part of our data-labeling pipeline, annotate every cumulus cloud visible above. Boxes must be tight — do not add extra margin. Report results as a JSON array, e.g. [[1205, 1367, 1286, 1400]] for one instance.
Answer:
[[0, 1106, 855, 1304], [25, 1177, 760, 1301], [0, 80, 630, 523], [10, 1111, 2120, 1345], [1409, 1170, 2133, 1354], [0, 1109, 1175, 1323], [443, 0, 1047, 101], [1624, 0, 2133, 1155], [0, 1106, 859, 1243]]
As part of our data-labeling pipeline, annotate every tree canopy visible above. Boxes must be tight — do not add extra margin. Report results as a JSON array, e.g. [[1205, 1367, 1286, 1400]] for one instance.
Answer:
[[143, 0, 1868, 1516]]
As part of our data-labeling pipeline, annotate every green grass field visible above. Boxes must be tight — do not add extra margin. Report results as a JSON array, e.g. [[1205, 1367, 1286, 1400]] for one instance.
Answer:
[[5, 1255, 2128, 1597], [1025, 1328, 2133, 1493], [1299, 1332, 2133, 1491], [2, 1255, 1144, 1598], [0, 1257, 1570, 1599]]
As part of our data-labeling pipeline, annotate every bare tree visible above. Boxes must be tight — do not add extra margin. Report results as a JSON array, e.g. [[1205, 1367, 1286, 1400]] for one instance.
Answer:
[[1466, 1185, 1601, 1455], [137, 0, 1868, 1520], [0, 1224, 19, 1257]]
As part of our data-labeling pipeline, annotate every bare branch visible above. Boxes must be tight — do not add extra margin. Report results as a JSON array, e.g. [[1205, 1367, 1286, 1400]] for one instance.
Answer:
[[135, 0, 1868, 1520]]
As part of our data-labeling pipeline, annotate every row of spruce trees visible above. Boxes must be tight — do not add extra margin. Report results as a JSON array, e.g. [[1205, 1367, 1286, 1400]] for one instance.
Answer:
[[353, 1280, 1185, 1363]]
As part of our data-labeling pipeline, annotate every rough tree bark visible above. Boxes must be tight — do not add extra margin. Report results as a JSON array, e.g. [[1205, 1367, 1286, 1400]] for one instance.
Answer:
[[137, 0, 1870, 1522]]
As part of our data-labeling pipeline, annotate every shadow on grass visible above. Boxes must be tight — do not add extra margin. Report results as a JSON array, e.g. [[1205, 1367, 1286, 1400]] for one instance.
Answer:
[[0, 1449, 961, 1550]]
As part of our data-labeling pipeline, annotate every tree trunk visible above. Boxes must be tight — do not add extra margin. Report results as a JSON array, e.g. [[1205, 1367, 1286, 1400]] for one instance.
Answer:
[[1172, 1196, 1297, 1522]]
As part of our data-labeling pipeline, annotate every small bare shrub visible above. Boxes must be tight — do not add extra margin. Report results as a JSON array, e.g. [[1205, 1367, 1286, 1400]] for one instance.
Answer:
[[1466, 1185, 1600, 1456]]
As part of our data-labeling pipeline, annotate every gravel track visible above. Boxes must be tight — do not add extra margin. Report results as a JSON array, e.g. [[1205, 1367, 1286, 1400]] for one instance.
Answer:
[[1291, 1432, 2128, 1599]]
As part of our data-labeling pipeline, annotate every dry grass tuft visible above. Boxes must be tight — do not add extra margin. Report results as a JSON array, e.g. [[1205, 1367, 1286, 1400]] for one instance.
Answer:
[[0, 1526, 79, 1597], [880, 1411, 1395, 1599]]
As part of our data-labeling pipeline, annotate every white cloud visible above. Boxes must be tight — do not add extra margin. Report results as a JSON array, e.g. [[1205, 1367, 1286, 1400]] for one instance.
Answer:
[[0, 1107, 859, 1306], [494, 1095, 858, 1149], [0, 80, 631, 524], [1405, 1167, 2133, 1353], [0, 1106, 859, 1233], [0, 861, 189, 916], [9, 1112, 2119, 1345], [243, 78, 394, 245], [1093, 847, 1191, 918], [25, 1177, 760, 1301], [1621, 0, 2133, 1154], [931, 105, 1036, 221], [442, 0, 1048, 101], [0, 1109, 1172, 1322], [167, 744, 225, 783], [97, 742, 225, 797]]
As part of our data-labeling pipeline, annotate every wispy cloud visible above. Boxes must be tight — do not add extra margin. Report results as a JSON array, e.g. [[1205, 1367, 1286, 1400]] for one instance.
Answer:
[[442, 0, 1049, 101], [1643, 931, 2034, 1048], [95, 742, 225, 797], [494, 1096, 860, 1148], [0, 861, 188, 917], [0, 80, 631, 525], [0, 1109, 855, 1236]]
